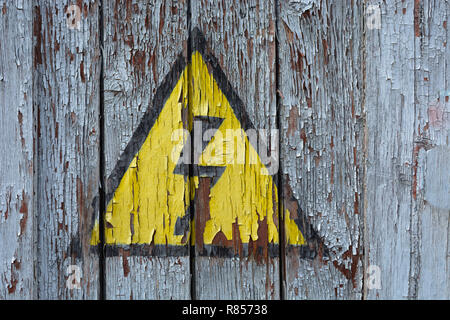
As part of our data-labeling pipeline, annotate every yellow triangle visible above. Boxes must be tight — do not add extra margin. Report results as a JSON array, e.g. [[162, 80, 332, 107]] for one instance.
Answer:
[[91, 52, 306, 247]]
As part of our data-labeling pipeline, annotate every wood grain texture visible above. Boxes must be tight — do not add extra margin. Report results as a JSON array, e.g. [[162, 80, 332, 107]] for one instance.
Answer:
[[191, 0, 280, 300], [364, 0, 449, 300], [0, 0, 34, 299], [364, 0, 418, 299], [103, 0, 190, 299], [34, 0, 100, 299], [278, 0, 364, 299], [0, 0, 448, 301], [413, 0, 449, 299]]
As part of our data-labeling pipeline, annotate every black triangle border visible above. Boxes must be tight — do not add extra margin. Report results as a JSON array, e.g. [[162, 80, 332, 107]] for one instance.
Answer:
[[92, 27, 327, 260]]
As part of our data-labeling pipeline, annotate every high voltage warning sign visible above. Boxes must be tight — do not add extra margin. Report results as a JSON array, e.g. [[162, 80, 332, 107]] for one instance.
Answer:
[[91, 29, 327, 259]]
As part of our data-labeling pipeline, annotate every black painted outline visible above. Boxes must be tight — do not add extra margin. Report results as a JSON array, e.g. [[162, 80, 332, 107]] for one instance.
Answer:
[[92, 28, 328, 259]]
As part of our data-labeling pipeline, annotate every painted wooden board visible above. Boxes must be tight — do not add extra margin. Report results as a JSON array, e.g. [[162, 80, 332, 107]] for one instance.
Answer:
[[278, 0, 365, 299], [190, 0, 280, 300], [0, 0, 34, 299], [33, 0, 100, 299], [0, 0, 449, 301], [412, 0, 449, 299], [102, 0, 190, 299], [365, 0, 449, 300]]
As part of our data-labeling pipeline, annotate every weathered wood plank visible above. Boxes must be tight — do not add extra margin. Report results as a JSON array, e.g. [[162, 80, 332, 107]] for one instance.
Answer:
[[0, 0, 446, 301], [278, 0, 365, 299], [364, 0, 418, 299], [365, 0, 449, 300], [411, 0, 449, 299], [0, 0, 34, 299], [191, 0, 280, 300], [103, 0, 190, 299], [34, 0, 101, 299]]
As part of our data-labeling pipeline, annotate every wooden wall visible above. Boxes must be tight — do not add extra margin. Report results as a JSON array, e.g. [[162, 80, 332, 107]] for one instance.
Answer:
[[0, 0, 448, 300]]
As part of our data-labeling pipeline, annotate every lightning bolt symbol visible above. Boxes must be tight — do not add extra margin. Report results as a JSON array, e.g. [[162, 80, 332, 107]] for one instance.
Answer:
[[173, 116, 225, 236]]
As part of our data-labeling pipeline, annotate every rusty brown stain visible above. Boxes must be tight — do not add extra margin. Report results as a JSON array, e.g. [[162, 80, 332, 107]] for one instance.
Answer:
[[247, 37, 253, 61], [58, 222, 64, 234], [80, 61, 86, 83], [7, 278, 18, 294], [302, 9, 312, 19], [248, 214, 269, 263], [124, 0, 132, 22], [33, 6, 43, 67], [7, 258, 20, 294], [211, 220, 244, 257], [223, 32, 228, 52], [354, 192, 359, 215], [54, 121, 59, 140], [148, 50, 157, 83], [113, 1, 120, 36], [351, 91, 355, 118], [300, 128, 307, 145], [17, 111, 25, 149], [67, 49, 75, 62], [411, 136, 435, 200], [306, 97, 312, 109], [271, 185, 279, 230], [70, 111, 77, 124], [266, 279, 275, 299], [330, 159, 335, 185], [121, 249, 130, 277], [314, 152, 321, 166], [54, 36, 60, 52], [159, 1, 165, 35], [173, 258, 183, 266], [124, 34, 134, 48], [287, 106, 298, 137], [195, 178, 212, 251], [211, 231, 230, 250], [287, 246, 299, 279], [282, 22, 294, 43], [295, 49, 304, 74], [144, 10, 151, 29], [12, 259, 21, 270], [19, 191, 28, 235], [76, 177, 84, 218], [414, 0, 421, 37], [131, 50, 146, 75], [322, 39, 329, 65], [332, 245, 361, 288]]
